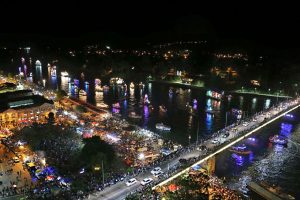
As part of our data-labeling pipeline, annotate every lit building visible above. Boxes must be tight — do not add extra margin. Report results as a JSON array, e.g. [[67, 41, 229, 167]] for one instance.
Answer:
[[0, 82, 17, 94], [0, 90, 54, 126]]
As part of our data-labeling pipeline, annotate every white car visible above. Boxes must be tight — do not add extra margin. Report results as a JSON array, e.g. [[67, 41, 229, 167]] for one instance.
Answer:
[[242, 122, 249, 126], [151, 167, 162, 175], [153, 171, 164, 178], [141, 178, 153, 186], [211, 139, 219, 144], [125, 178, 137, 186]]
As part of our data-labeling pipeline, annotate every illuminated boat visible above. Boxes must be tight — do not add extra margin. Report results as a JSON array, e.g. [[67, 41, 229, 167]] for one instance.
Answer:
[[143, 94, 150, 105], [61, 71, 69, 77], [229, 144, 252, 155], [79, 89, 87, 96], [156, 123, 171, 131], [95, 85, 103, 92], [159, 105, 167, 113], [97, 103, 109, 109], [206, 90, 223, 101], [139, 82, 145, 88], [269, 135, 287, 145], [74, 85, 79, 93], [112, 102, 120, 109], [95, 78, 101, 86], [130, 82, 135, 89], [128, 112, 142, 119]]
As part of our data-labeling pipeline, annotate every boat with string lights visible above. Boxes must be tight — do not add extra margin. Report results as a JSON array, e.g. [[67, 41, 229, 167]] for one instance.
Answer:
[[269, 135, 288, 145], [229, 144, 252, 155]]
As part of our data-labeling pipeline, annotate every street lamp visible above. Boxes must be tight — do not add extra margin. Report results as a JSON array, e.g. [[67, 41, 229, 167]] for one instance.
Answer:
[[241, 86, 244, 92], [225, 111, 229, 128], [268, 88, 271, 94], [254, 88, 257, 93], [188, 135, 191, 145]]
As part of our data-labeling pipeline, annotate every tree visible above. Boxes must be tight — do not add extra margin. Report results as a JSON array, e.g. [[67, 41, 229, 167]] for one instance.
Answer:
[[80, 136, 116, 169], [55, 90, 67, 101], [74, 105, 87, 113], [7, 73, 13, 79], [48, 112, 55, 124]]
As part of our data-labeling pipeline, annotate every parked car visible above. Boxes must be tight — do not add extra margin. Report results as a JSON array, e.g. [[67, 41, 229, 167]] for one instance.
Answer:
[[125, 178, 137, 186], [211, 139, 219, 144], [153, 171, 164, 178], [151, 167, 162, 175], [141, 178, 153, 186], [242, 122, 249, 126]]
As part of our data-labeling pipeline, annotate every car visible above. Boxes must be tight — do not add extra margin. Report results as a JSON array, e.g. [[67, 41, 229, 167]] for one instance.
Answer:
[[179, 158, 188, 164], [125, 178, 137, 186], [252, 118, 257, 122], [12, 157, 20, 163], [151, 167, 162, 175], [141, 178, 153, 186], [222, 132, 230, 138], [242, 122, 249, 127], [211, 139, 219, 144], [153, 171, 164, 178]]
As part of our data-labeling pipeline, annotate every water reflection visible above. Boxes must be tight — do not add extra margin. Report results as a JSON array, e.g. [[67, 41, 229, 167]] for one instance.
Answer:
[[251, 98, 257, 111], [239, 96, 244, 109], [264, 99, 271, 110]]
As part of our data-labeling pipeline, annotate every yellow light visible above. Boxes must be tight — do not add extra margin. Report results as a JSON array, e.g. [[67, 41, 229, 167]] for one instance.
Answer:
[[94, 167, 100, 171], [19, 145, 24, 149]]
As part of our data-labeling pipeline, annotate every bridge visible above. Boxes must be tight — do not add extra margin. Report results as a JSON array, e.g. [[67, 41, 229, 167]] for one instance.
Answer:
[[232, 89, 291, 99], [152, 99, 300, 190]]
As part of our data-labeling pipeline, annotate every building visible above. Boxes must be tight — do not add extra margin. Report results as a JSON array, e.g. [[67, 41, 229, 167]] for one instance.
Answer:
[[0, 90, 54, 127], [0, 82, 17, 94]]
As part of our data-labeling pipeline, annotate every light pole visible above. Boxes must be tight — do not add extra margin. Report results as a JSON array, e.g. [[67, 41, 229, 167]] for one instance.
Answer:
[[101, 160, 105, 187], [225, 111, 228, 128], [241, 86, 244, 92], [188, 135, 191, 146], [196, 117, 200, 146]]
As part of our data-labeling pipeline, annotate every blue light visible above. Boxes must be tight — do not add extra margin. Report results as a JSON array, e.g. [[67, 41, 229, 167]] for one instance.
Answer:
[[206, 113, 212, 121], [285, 114, 294, 118], [232, 153, 244, 166]]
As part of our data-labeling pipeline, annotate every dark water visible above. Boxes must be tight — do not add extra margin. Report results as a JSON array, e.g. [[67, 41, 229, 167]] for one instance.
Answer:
[[50, 75, 279, 146], [214, 109, 300, 199]]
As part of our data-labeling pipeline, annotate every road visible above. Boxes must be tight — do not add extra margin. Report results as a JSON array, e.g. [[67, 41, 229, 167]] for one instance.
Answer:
[[0, 142, 32, 199], [88, 99, 300, 200]]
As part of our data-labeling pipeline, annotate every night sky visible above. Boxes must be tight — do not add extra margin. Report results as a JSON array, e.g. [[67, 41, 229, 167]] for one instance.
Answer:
[[0, 2, 300, 47]]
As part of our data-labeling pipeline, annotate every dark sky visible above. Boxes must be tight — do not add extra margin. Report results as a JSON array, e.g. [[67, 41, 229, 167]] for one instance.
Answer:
[[1, 2, 300, 47]]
